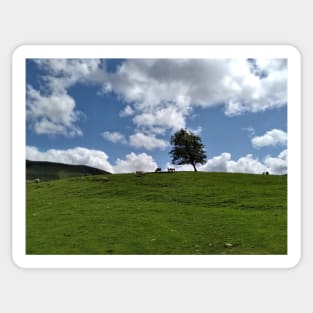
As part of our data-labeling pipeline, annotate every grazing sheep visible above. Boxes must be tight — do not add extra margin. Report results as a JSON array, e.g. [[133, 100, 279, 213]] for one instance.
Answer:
[[35, 178, 40, 183], [135, 171, 145, 176], [167, 167, 175, 173], [155, 167, 162, 173]]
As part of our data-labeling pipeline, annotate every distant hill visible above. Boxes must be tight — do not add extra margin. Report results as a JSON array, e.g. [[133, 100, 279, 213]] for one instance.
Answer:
[[26, 160, 110, 181]]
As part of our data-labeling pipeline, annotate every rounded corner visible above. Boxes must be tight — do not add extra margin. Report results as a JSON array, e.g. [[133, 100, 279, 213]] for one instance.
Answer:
[[284, 44, 302, 60], [11, 252, 27, 270], [285, 252, 302, 269], [12, 44, 29, 61]]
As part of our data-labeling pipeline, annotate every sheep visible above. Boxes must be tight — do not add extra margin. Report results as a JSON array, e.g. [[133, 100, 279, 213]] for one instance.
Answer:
[[135, 171, 145, 176], [155, 167, 162, 173], [167, 167, 175, 173], [35, 178, 40, 183]]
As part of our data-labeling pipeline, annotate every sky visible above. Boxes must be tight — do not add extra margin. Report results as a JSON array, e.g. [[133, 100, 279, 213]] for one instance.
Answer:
[[26, 58, 288, 174]]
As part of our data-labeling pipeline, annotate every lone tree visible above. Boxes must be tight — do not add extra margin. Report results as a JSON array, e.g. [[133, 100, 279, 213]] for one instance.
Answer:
[[169, 128, 207, 172]]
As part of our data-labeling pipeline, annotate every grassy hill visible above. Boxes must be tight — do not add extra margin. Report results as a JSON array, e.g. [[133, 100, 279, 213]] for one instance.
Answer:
[[26, 171, 287, 255], [26, 160, 110, 181]]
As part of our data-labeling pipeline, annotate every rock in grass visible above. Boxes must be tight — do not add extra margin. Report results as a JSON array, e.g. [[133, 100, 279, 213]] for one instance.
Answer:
[[224, 243, 233, 248]]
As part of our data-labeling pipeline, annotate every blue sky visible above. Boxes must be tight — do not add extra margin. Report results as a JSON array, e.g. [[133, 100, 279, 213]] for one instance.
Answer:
[[26, 58, 287, 174]]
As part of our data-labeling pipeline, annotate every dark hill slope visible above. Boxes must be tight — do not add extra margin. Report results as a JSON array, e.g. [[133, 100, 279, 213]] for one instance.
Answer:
[[26, 160, 110, 181]]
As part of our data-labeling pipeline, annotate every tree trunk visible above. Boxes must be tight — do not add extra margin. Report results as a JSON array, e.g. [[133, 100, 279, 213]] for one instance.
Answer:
[[192, 163, 197, 172]]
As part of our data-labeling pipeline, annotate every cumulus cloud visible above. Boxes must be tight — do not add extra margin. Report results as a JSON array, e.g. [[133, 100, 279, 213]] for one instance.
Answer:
[[264, 149, 287, 175], [199, 153, 232, 172], [101, 131, 127, 144], [188, 126, 203, 135], [168, 150, 287, 175], [27, 59, 103, 136], [132, 105, 188, 133], [26, 145, 287, 175], [101, 130, 168, 150], [26, 146, 114, 173], [26, 146, 159, 174], [27, 86, 82, 136], [103, 58, 287, 133], [198, 153, 267, 174], [28, 58, 287, 138], [227, 154, 268, 174], [167, 152, 267, 174], [129, 132, 169, 150], [252, 129, 287, 148], [33, 59, 103, 92], [114, 152, 158, 173], [119, 105, 135, 117], [165, 162, 194, 172]]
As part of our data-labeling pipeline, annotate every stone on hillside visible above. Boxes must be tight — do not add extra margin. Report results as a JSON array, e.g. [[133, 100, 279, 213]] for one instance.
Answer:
[[224, 243, 233, 248]]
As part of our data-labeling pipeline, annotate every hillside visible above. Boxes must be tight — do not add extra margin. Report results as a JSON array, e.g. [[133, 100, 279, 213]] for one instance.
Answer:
[[26, 171, 287, 255], [26, 160, 110, 181]]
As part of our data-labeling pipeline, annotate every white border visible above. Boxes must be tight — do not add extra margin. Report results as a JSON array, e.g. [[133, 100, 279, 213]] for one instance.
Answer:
[[12, 45, 301, 268]]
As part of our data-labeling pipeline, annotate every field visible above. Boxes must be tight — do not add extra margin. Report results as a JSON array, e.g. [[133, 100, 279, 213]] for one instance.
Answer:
[[26, 172, 287, 255]]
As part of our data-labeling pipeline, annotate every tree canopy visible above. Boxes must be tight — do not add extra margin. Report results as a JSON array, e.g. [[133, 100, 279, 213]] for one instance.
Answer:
[[169, 129, 207, 172]]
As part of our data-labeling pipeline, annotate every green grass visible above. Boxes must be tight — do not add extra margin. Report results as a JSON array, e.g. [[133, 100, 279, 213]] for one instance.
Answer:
[[26, 172, 287, 255]]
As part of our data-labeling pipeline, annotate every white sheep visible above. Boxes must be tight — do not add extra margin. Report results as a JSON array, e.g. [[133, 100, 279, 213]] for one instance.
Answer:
[[135, 171, 145, 176]]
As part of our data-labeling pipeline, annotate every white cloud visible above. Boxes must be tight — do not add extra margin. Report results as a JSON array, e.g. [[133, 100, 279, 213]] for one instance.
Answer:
[[26, 145, 287, 176], [101, 130, 168, 150], [165, 162, 194, 172], [227, 154, 267, 174], [199, 153, 232, 172], [34, 59, 103, 92], [169, 150, 287, 175], [132, 105, 188, 133], [242, 127, 256, 138], [28, 58, 287, 138], [103, 59, 287, 133], [252, 129, 287, 148], [129, 132, 168, 150], [119, 105, 135, 117], [26, 146, 159, 174], [26, 86, 82, 136], [188, 126, 203, 136], [198, 153, 267, 174], [26, 146, 114, 173], [27, 59, 103, 136], [114, 152, 158, 173], [101, 131, 127, 144], [264, 149, 287, 175], [168, 152, 267, 174], [278, 149, 287, 159]]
